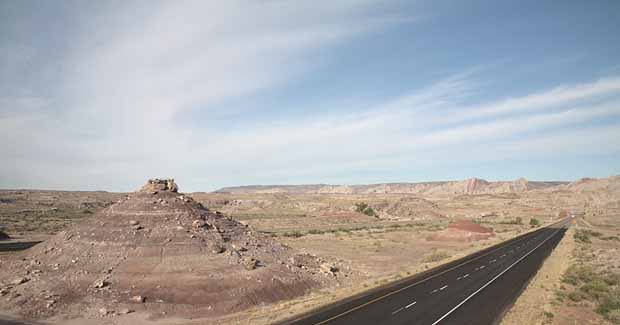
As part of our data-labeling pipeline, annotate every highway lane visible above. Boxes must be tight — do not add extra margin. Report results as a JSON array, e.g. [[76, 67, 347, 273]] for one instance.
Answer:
[[284, 218, 570, 325]]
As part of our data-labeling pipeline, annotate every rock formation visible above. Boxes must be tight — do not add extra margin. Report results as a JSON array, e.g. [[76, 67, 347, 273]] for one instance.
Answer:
[[218, 178, 569, 195], [138, 178, 178, 193]]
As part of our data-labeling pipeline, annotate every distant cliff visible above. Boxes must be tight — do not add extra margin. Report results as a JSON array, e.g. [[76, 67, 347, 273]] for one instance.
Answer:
[[215, 178, 570, 195]]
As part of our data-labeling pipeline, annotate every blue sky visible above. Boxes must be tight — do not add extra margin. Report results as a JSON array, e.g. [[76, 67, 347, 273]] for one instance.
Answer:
[[1, 0, 619, 192]]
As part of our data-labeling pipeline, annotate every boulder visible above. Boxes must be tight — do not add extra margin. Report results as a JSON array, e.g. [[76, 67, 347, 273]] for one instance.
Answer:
[[130, 295, 145, 303], [242, 257, 258, 270], [320, 263, 338, 276], [93, 278, 108, 288]]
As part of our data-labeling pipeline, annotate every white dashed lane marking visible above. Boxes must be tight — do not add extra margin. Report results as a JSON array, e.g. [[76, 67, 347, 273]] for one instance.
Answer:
[[392, 307, 404, 315], [431, 285, 448, 294], [392, 300, 417, 315], [405, 301, 417, 309], [457, 273, 470, 280]]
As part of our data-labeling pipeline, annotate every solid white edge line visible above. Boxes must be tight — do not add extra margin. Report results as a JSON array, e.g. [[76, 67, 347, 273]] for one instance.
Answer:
[[430, 225, 565, 325]]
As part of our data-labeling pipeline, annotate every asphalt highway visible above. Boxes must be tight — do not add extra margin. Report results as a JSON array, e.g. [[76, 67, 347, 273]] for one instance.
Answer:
[[283, 218, 570, 325], [0, 241, 41, 253]]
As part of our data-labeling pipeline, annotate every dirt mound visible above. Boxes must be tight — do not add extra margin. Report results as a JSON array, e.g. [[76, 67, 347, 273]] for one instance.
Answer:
[[427, 220, 494, 242], [0, 230, 9, 241], [0, 180, 346, 322]]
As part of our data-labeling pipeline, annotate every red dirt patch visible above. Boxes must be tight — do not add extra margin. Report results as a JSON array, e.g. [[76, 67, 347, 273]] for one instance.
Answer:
[[447, 220, 493, 233]]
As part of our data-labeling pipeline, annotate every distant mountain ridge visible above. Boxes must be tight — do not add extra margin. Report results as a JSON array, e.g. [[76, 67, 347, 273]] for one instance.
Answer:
[[215, 178, 570, 195]]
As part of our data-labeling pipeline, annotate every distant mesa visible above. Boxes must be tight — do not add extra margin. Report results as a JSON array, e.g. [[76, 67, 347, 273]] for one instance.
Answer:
[[216, 178, 570, 195]]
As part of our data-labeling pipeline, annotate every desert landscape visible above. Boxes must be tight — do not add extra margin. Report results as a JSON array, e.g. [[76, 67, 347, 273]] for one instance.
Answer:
[[3, 1, 619, 324], [1, 176, 618, 324]]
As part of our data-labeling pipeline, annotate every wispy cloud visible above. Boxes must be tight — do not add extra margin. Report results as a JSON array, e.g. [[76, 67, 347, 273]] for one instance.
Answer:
[[193, 73, 620, 188], [1, 1, 619, 191]]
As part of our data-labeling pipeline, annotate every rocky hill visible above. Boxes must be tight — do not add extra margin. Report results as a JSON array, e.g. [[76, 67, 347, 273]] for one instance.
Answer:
[[0, 179, 349, 322], [217, 178, 569, 195]]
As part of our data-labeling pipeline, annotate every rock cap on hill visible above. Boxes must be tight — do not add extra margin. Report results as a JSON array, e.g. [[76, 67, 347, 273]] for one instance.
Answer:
[[138, 178, 178, 193]]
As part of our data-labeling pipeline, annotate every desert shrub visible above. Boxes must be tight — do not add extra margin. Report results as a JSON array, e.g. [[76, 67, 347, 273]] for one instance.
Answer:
[[563, 263, 620, 320], [307, 229, 325, 235], [575, 229, 593, 243], [603, 273, 620, 286], [589, 230, 603, 237], [529, 218, 541, 227], [606, 309, 620, 323], [283, 231, 303, 238], [568, 290, 585, 302], [555, 289, 567, 303], [422, 251, 450, 263], [562, 265, 595, 285], [426, 224, 445, 231], [354, 202, 368, 213], [581, 279, 610, 300], [355, 202, 377, 217], [596, 289, 620, 319], [501, 217, 523, 225]]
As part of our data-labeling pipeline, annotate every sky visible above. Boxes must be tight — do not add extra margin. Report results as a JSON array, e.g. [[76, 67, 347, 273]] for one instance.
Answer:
[[1, 0, 619, 192]]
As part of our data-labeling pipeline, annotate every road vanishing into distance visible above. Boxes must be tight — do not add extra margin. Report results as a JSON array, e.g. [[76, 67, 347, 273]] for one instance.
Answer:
[[284, 218, 570, 325]]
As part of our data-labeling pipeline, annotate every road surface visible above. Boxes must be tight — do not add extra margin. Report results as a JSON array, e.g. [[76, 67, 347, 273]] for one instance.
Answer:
[[0, 241, 41, 253], [282, 218, 570, 325]]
